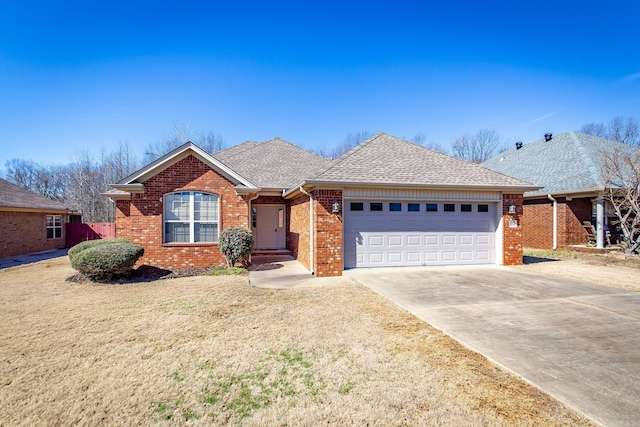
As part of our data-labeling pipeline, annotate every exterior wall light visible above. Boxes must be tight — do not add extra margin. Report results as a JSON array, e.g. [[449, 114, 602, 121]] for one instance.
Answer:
[[332, 200, 340, 213], [508, 204, 516, 214]]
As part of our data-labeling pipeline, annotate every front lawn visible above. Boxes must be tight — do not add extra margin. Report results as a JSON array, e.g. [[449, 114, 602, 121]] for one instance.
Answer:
[[0, 257, 593, 426]]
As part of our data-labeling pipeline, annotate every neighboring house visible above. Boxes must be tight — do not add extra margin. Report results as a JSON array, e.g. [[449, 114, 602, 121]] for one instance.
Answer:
[[104, 133, 537, 277], [482, 131, 637, 250], [0, 178, 75, 258]]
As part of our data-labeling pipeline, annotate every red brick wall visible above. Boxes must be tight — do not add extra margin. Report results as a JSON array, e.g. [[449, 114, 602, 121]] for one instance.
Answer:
[[522, 197, 592, 249], [0, 211, 67, 258], [288, 194, 311, 270], [312, 190, 343, 277], [523, 199, 553, 249], [114, 155, 249, 269], [502, 194, 523, 265], [562, 198, 592, 246]]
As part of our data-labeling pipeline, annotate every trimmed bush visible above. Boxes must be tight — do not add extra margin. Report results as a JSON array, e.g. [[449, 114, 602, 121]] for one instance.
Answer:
[[71, 242, 144, 281], [219, 227, 254, 268], [68, 238, 130, 263]]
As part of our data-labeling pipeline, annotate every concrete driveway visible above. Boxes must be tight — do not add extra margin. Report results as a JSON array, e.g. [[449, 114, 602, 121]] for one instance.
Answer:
[[347, 265, 640, 427]]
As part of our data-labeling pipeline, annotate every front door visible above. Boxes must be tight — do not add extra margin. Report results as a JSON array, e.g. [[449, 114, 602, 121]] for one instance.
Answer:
[[253, 205, 286, 249]]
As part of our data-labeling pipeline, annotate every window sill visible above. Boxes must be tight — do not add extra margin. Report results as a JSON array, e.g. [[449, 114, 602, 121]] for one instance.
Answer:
[[162, 242, 219, 247]]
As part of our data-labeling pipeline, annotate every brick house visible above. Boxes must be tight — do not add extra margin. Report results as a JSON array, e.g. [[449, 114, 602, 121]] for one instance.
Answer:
[[104, 133, 537, 277], [482, 131, 637, 250], [0, 178, 75, 258]]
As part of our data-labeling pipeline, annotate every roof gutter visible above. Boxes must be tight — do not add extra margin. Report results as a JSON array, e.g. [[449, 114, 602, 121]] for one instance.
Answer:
[[298, 185, 314, 275], [547, 194, 558, 250]]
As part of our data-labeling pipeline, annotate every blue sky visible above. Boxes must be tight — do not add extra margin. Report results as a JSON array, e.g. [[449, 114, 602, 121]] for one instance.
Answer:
[[1, 0, 639, 168]]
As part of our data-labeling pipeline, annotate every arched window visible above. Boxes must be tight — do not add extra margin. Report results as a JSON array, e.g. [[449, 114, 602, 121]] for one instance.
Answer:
[[164, 191, 219, 243]]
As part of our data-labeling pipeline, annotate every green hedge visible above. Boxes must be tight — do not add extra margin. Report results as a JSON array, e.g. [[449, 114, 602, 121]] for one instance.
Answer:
[[71, 242, 144, 281], [219, 227, 254, 267], [68, 238, 130, 262]]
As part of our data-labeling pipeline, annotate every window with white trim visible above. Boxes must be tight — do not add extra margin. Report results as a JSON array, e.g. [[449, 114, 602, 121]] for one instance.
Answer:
[[164, 191, 219, 243], [46, 215, 62, 239]]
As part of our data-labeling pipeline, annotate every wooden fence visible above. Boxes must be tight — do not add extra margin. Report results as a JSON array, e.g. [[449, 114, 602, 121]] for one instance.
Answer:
[[66, 222, 116, 248]]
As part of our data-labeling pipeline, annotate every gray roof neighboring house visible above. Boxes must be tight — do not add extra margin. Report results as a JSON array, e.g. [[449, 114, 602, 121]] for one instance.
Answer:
[[212, 138, 331, 189], [0, 178, 72, 212], [481, 131, 638, 198], [302, 132, 537, 190]]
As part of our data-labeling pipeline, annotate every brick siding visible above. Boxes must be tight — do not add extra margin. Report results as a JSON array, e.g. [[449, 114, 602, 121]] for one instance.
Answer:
[[522, 199, 553, 248], [288, 194, 311, 270], [0, 211, 67, 258], [522, 197, 592, 249], [561, 198, 592, 246], [115, 155, 249, 269], [312, 189, 343, 277], [502, 194, 523, 265]]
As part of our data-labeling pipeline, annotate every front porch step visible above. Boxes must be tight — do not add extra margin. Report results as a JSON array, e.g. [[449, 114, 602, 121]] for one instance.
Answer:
[[252, 249, 292, 256]]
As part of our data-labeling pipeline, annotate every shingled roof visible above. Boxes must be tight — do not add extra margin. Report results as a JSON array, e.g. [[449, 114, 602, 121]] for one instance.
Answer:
[[304, 132, 536, 190], [481, 131, 638, 197], [212, 138, 331, 189], [0, 178, 71, 212]]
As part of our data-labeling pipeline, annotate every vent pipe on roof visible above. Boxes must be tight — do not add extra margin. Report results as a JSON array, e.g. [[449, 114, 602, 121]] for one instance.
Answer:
[[544, 133, 553, 142], [515, 141, 523, 150]]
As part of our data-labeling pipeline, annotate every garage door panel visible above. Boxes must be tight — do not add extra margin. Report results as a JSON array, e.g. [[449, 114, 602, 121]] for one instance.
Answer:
[[388, 252, 403, 263], [344, 201, 497, 268], [460, 235, 474, 245], [388, 235, 403, 246], [369, 235, 384, 246], [407, 235, 421, 246], [407, 252, 421, 262], [442, 235, 456, 245]]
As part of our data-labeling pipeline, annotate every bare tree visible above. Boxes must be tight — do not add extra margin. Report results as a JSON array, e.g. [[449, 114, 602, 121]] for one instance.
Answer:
[[4, 159, 66, 201], [314, 131, 373, 159], [410, 132, 448, 153], [580, 122, 607, 138], [143, 120, 225, 163], [451, 129, 503, 163], [102, 141, 139, 183], [600, 147, 640, 255], [609, 116, 639, 146], [581, 115, 640, 146]]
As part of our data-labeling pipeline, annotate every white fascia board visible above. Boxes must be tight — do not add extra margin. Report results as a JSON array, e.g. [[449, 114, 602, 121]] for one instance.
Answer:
[[524, 187, 603, 199], [284, 180, 540, 198], [110, 184, 145, 193]]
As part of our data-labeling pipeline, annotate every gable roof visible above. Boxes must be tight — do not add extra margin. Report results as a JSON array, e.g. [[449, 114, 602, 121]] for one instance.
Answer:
[[212, 138, 331, 189], [481, 131, 637, 197], [295, 132, 536, 191], [0, 178, 71, 212], [113, 142, 256, 190]]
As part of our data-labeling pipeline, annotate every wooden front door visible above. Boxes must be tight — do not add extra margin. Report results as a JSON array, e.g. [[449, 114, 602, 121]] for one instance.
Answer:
[[253, 205, 286, 249]]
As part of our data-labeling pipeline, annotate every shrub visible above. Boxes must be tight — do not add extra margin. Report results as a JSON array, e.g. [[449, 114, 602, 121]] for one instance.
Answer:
[[68, 238, 130, 263], [71, 242, 144, 281], [219, 227, 254, 268]]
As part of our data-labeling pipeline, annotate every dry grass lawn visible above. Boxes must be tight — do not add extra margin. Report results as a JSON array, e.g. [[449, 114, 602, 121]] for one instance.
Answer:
[[0, 257, 594, 426]]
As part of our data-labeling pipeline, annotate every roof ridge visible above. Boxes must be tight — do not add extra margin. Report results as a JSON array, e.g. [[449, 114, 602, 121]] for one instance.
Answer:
[[308, 132, 385, 179], [569, 131, 602, 185], [267, 137, 329, 162]]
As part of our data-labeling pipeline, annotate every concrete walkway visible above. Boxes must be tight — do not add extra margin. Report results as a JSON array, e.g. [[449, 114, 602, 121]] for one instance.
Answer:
[[249, 255, 346, 288], [0, 249, 68, 270], [347, 265, 640, 427]]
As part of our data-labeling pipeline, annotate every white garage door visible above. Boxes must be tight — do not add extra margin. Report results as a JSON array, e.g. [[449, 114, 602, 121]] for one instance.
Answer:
[[344, 200, 498, 268]]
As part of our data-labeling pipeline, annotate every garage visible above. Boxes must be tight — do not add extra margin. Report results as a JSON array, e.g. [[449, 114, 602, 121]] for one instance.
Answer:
[[343, 200, 499, 268]]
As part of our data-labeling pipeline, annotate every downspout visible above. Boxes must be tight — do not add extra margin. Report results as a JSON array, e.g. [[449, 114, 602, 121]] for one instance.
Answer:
[[298, 186, 314, 275], [547, 194, 558, 250]]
